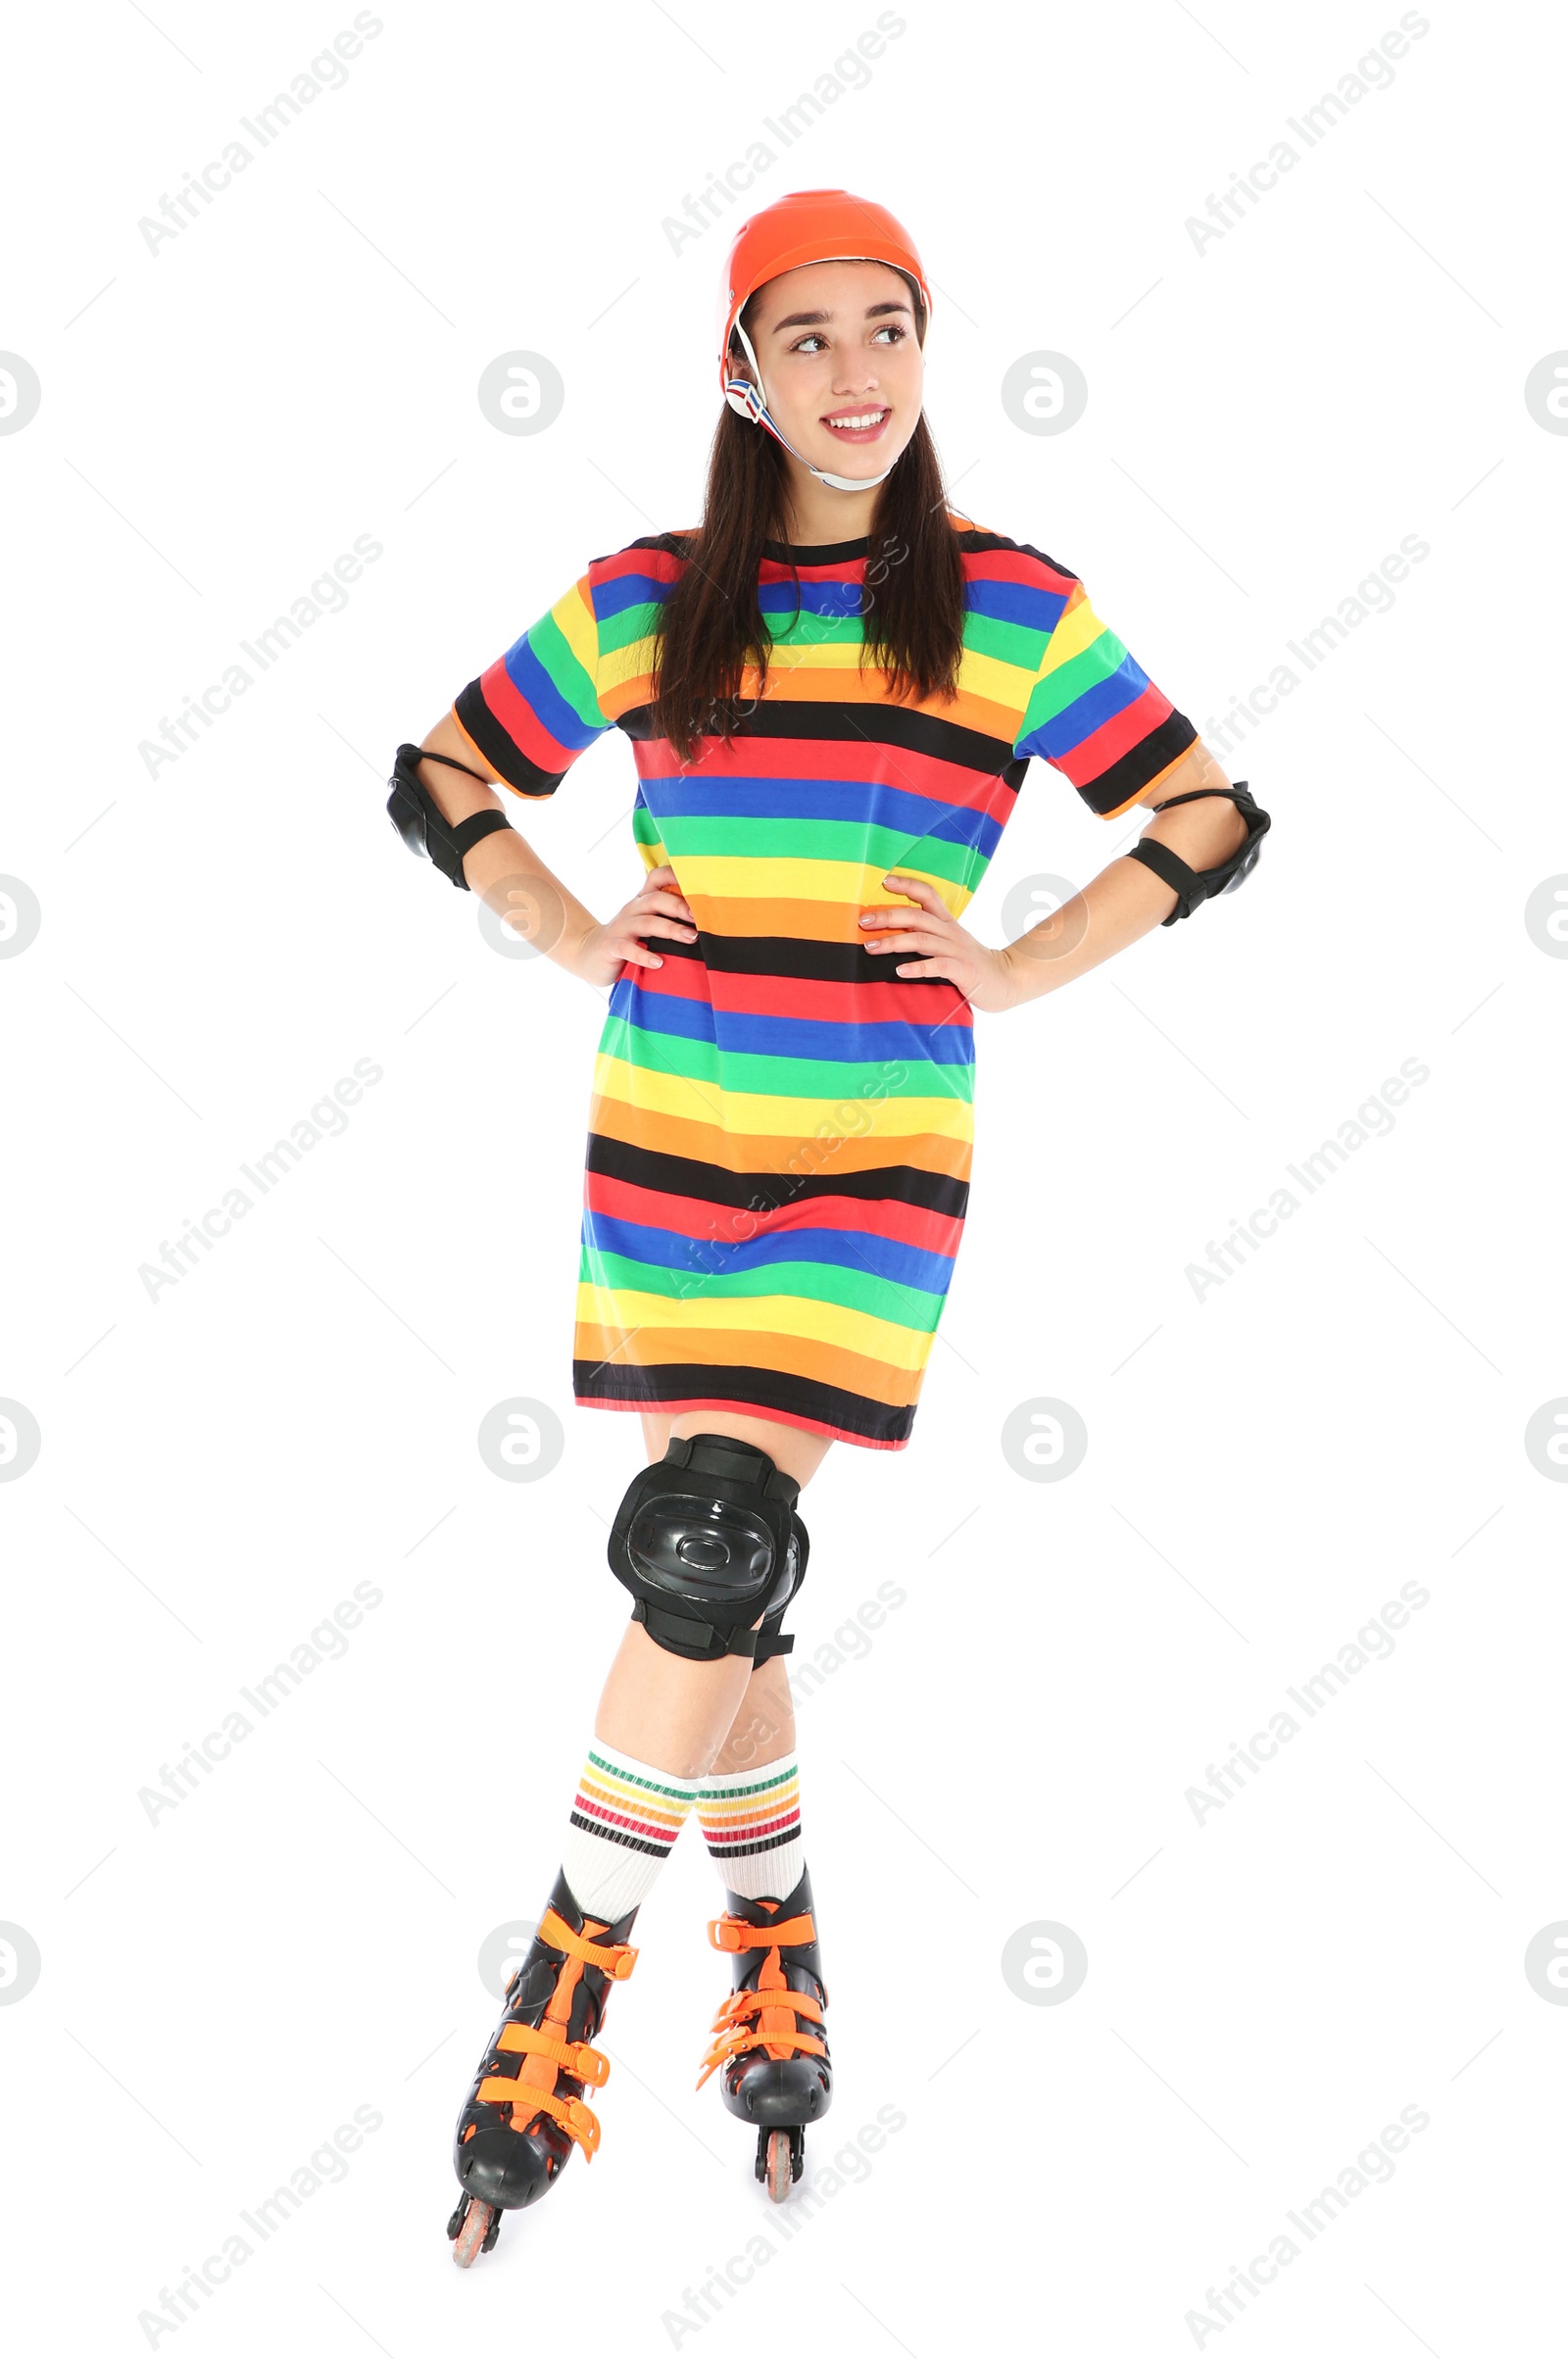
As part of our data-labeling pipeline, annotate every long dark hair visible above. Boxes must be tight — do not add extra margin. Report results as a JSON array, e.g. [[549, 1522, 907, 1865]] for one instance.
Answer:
[[650, 276, 967, 765]]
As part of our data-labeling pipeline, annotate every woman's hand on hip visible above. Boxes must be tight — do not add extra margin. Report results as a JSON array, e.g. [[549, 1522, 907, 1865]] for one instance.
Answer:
[[562, 863, 698, 991], [858, 873, 1028, 1014]]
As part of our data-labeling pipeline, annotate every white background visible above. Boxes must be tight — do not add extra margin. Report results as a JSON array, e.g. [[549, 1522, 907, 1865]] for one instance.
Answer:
[[3, 2, 1565, 2351]]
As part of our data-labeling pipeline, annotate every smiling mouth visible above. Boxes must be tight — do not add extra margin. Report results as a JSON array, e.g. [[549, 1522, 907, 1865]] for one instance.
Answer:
[[822, 407, 891, 439]]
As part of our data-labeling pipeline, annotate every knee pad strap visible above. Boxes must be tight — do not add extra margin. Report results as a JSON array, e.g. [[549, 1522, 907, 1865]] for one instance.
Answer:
[[608, 1433, 809, 1666]]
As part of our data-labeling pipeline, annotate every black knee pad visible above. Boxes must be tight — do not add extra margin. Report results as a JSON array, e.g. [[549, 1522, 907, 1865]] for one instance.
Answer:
[[608, 1433, 809, 1666]]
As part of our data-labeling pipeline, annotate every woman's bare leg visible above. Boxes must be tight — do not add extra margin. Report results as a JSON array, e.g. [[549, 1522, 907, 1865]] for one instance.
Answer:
[[590, 1409, 829, 1776], [707, 1647, 797, 1774]]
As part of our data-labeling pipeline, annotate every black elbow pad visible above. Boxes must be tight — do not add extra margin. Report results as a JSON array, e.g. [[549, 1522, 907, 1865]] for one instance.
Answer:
[[1123, 779, 1272, 923], [387, 742, 514, 890]]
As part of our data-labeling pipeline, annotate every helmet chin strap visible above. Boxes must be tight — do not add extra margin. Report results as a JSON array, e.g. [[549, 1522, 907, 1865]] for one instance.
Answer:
[[725, 317, 898, 494]]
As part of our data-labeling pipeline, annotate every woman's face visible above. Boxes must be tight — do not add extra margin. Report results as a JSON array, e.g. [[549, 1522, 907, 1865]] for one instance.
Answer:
[[739, 258, 924, 484]]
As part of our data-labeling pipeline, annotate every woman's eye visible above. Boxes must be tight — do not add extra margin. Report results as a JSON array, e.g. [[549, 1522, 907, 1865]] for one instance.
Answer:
[[791, 323, 906, 354]]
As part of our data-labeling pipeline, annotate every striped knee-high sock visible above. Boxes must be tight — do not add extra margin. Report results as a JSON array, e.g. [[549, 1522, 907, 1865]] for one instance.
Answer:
[[695, 1753, 804, 1902], [557, 1741, 699, 1921]]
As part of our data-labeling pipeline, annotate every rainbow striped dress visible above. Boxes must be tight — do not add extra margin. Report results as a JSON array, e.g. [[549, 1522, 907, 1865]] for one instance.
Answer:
[[452, 516, 1196, 1450]]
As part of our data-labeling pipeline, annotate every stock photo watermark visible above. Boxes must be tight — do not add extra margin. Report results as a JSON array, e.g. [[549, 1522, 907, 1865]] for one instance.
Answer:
[[477, 1397, 566, 1480], [1185, 1057, 1430, 1302], [699, 1578, 911, 1776], [1002, 872, 1084, 953], [1525, 1926, 1568, 2001], [136, 2104, 384, 2347], [577, 1584, 907, 1806], [0, 352, 41, 433], [784, 1578, 908, 1704], [661, 12, 908, 256], [605, 1055, 915, 1321], [1524, 354, 1568, 433], [1000, 352, 1089, 436], [476, 1919, 543, 2001], [136, 1580, 384, 1826], [136, 537, 383, 777], [659, 2103, 907, 2346], [1524, 875, 1568, 955], [1524, 1401, 1568, 1480], [0, 1399, 42, 1481], [0, 875, 41, 955], [1200, 536, 1430, 762], [1183, 13, 1432, 258], [476, 351, 565, 435], [135, 15, 386, 258], [1001, 1921, 1088, 2004], [1184, 1578, 1431, 1827], [1002, 1397, 1089, 1480], [0, 1923, 42, 2004], [136, 1058, 383, 1302], [1182, 2104, 1430, 2345]]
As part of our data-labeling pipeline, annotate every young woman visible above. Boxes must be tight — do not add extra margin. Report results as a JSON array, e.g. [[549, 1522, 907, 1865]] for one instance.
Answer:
[[391, 187, 1267, 2265]]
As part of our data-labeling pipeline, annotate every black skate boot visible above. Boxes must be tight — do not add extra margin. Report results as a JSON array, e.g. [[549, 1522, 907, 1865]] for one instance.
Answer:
[[447, 1869, 640, 2266], [695, 1864, 831, 2202]]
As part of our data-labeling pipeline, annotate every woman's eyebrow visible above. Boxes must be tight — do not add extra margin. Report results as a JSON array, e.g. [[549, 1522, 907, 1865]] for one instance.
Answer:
[[768, 300, 913, 334]]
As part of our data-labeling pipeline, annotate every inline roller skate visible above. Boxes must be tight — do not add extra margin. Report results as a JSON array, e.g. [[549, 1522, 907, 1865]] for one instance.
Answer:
[[447, 1868, 640, 2266], [695, 1864, 831, 2202]]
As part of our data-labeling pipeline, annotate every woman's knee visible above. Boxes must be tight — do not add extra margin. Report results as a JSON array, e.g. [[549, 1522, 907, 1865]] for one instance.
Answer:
[[664, 1408, 832, 1491]]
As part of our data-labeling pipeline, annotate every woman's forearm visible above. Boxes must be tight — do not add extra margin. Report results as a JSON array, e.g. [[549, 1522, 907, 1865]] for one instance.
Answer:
[[416, 713, 597, 965], [1003, 785, 1250, 1005]]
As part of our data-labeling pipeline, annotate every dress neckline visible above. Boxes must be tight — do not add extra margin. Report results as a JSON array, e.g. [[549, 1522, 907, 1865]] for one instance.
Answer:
[[761, 534, 873, 564]]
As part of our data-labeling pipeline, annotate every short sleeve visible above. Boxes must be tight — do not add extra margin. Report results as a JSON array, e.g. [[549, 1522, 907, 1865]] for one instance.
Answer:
[[1011, 569, 1198, 820], [452, 569, 616, 798]]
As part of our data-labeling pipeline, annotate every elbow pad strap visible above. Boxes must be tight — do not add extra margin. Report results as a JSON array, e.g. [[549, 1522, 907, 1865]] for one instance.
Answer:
[[387, 742, 514, 890], [1123, 779, 1271, 924]]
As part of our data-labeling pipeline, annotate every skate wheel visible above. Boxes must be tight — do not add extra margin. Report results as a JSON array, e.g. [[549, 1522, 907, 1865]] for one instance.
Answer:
[[450, 2196, 500, 2266], [764, 2130, 792, 2205]]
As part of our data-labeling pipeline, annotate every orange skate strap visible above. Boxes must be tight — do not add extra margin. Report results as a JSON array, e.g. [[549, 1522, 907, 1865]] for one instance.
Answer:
[[698, 2019, 828, 2071], [539, 1904, 639, 1977], [694, 1987, 828, 2089], [495, 2020, 612, 2089], [708, 1911, 814, 1953], [696, 2021, 827, 2089], [475, 2075, 605, 2160], [698, 1908, 828, 2089], [710, 1987, 824, 2033]]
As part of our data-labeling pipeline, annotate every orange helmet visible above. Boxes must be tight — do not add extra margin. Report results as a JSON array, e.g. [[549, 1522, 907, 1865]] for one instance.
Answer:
[[716, 186, 932, 406], [714, 188, 931, 491]]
